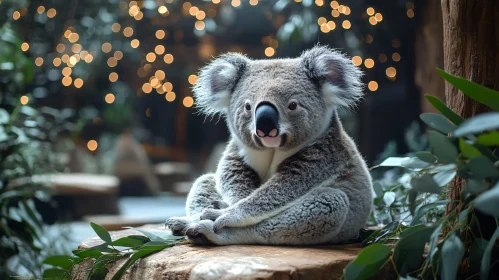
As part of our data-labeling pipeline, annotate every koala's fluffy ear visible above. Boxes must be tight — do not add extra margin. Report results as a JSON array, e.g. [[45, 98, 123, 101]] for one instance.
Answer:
[[301, 46, 364, 108], [193, 53, 249, 116]]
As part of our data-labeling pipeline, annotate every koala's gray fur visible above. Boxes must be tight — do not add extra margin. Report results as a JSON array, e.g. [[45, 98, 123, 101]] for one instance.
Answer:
[[165, 46, 373, 245]]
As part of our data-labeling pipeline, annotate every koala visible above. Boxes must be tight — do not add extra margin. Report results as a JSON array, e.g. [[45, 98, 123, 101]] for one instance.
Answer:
[[165, 46, 373, 245]]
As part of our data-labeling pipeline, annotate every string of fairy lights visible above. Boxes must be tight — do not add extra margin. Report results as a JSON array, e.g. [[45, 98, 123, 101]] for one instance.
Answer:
[[12, 0, 415, 151]]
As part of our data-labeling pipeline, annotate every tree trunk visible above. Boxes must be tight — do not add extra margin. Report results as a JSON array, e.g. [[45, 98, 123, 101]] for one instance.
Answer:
[[441, 0, 499, 214]]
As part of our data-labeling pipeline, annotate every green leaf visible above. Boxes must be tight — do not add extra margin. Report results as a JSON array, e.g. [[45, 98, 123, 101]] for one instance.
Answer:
[[125, 227, 180, 242], [463, 179, 489, 195], [373, 182, 383, 198], [477, 131, 499, 146], [379, 157, 410, 167], [401, 157, 430, 169], [90, 222, 112, 245], [43, 255, 75, 270], [393, 225, 435, 272], [433, 170, 456, 187], [441, 233, 464, 280], [480, 227, 499, 280], [428, 132, 458, 163], [420, 113, 457, 134], [111, 241, 174, 280], [469, 238, 488, 273], [343, 244, 392, 280], [408, 190, 418, 215], [411, 174, 441, 194], [88, 267, 108, 280], [459, 138, 481, 159], [410, 200, 450, 226], [425, 95, 464, 125], [468, 156, 499, 180], [474, 182, 499, 217], [112, 235, 150, 247], [383, 192, 395, 206], [0, 108, 9, 124], [454, 113, 499, 137], [43, 268, 68, 279], [72, 249, 103, 258], [415, 151, 437, 164], [437, 68, 499, 111], [428, 224, 443, 263]]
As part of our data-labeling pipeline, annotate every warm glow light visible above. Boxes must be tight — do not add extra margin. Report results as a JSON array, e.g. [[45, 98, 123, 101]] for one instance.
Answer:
[[158, 6, 168, 14], [392, 53, 401, 62], [53, 57, 62, 67], [107, 57, 118, 67], [62, 76, 72, 86], [195, 21, 205, 30], [352, 56, 362, 66], [317, 17, 327, 25], [114, 51, 123, 60], [21, 42, 29, 52], [164, 54, 174, 64], [375, 13, 383, 22], [320, 24, 330, 33], [249, 0, 258, 6], [366, 7, 375, 16], [331, 10, 340, 17], [368, 81, 378, 91], [105, 93, 115, 104], [68, 33, 79, 43], [62, 67, 72, 76], [87, 140, 98, 151], [74, 78, 83, 88], [265, 47, 275, 57], [379, 54, 388, 63], [61, 54, 69, 63], [163, 82, 173, 92], [330, 1, 339, 9], [369, 17, 378, 25], [13, 11, 20, 20], [392, 39, 401, 48], [344, 6, 351, 15], [196, 11, 206, 20], [188, 74, 198, 85], [155, 30, 166, 39], [69, 55, 78, 66], [155, 45, 165, 55], [212, 0, 221, 3], [150, 78, 159, 87], [142, 83, 152, 93], [155, 70, 166, 80], [327, 21, 336, 30], [102, 42, 112, 53], [364, 58, 375, 68], [342, 20, 351, 29], [183, 96, 194, 107], [85, 54, 94, 63], [366, 34, 373, 43], [131, 39, 140, 48], [71, 44, 82, 53], [47, 8, 56, 18], [35, 57, 44, 66], [189, 6, 199, 16], [407, 9, 415, 18], [166, 91, 176, 102], [146, 52, 157, 62], [386, 67, 397, 78], [112, 23, 121, 32], [37, 6, 45, 14], [64, 30, 72, 38], [123, 27, 134, 37], [315, 0, 323, 7], [56, 44, 65, 54], [231, 0, 241, 7], [20, 95, 29, 105], [109, 72, 118, 82]]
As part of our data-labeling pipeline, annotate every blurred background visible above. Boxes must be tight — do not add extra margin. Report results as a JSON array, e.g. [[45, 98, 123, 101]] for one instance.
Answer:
[[0, 0, 445, 276]]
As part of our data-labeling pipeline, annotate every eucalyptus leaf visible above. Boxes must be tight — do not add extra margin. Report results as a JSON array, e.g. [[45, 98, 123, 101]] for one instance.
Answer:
[[411, 174, 441, 194], [469, 238, 488, 273], [379, 157, 410, 167], [0, 108, 9, 124], [433, 170, 456, 187], [468, 156, 499, 180], [454, 112, 499, 137], [411, 200, 450, 226], [474, 182, 499, 217], [420, 113, 456, 134], [441, 233, 464, 280], [459, 138, 481, 159], [383, 192, 396, 206], [401, 157, 430, 169], [437, 68, 499, 111], [43, 255, 75, 270], [477, 131, 499, 146], [393, 225, 435, 272], [125, 227, 180, 242], [463, 179, 489, 195], [480, 227, 499, 280], [425, 95, 464, 125], [415, 151, 437, 164], [428, 132, 458, 163], [42, 268, 68, 279], [112, 235, 150, 247], [90, 222, 112, 245], [408, 190, 417, 215], [373, 182, 383, 198], [428, 224, 443, 263], [343, 244, 392, 280]]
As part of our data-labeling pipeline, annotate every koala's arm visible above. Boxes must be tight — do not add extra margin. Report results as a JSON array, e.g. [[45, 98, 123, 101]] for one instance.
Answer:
[[216, 140, 261, 205]]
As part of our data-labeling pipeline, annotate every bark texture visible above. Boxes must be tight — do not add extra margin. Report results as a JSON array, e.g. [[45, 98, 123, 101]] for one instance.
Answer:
[[441, 0, 499, 213]]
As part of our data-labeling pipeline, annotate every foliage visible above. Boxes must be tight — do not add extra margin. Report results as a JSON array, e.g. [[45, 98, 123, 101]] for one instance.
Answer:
[[344, 69, 499, 280], [44, 222, 181, 279]]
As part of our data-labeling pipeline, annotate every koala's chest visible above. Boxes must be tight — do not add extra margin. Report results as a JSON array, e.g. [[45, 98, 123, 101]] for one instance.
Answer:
[[240, 147, 300, 183]]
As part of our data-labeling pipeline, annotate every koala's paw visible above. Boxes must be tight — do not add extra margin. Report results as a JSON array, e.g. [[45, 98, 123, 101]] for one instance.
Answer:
[[185, 220, 216, 245], [200, 208, 224, 221], [212, 200, 229, 209], [165, 216, 192, 236]]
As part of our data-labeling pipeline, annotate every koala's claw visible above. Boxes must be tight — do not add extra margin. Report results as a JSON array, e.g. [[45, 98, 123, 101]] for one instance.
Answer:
[[212, 200, 229, 209], [200, 208, 223, 221], [185, 220, 216, 245], [165, 217, 191, 236]]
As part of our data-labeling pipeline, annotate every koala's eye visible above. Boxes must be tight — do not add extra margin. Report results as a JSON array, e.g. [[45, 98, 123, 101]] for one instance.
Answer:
[[245, 103, 251, 111], [288, 102, 297, 111]]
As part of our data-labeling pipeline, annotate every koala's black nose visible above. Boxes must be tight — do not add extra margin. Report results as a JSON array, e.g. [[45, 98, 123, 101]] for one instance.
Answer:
[[255, 103, 279, 137]]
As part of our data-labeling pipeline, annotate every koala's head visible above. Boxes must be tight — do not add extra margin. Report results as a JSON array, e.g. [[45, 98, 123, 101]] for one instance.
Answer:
[[193, 46, 363, 151]]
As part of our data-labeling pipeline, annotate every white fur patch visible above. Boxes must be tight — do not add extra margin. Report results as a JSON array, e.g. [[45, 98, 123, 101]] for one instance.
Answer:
[[322, 83, 349, 108], [212, 90, 231, 112]]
